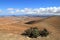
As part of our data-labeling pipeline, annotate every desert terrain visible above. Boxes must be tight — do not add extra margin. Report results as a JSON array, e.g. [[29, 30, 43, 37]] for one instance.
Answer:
[[0, 16, 60, 40]]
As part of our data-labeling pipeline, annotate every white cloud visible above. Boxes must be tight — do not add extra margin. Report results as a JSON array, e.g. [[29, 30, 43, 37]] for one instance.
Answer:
[[20, 8, 32, 12], [20, 7, 60, 14], [7, 8, 14, 10], [8, 11, 15, 14], [15, 9, 20, 13], [20, 9, 25, 12], [0, 10, 2, 13], [6, 7, 60, 15], [7, 8, 15, 14]]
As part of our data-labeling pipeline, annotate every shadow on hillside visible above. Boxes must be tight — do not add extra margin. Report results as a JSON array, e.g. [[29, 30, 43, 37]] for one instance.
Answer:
[[25, 21, 36, 24], [25, 16, 52, 24]]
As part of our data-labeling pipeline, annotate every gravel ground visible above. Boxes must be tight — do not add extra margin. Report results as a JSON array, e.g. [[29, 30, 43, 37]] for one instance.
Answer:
[[0, 31, 60, 40]]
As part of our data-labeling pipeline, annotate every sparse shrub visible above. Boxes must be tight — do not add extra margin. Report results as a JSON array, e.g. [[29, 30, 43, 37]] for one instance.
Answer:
[[40, 29, 49, 37], [30, 27, 40, 38], [21, 27, 49, 38], [21, 27, 40, 38], [21, 27, 33, 36], [24, 27, 33, 36]]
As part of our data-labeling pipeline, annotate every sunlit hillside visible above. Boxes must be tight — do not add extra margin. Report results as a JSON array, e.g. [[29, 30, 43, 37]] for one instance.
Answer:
[[0, 16, 60, 40]]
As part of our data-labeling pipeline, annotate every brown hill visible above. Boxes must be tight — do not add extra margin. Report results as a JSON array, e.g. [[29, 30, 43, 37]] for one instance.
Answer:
[[42, 16, 60, 31], [0, 16, 60, 40], [0, 16, 43, 34], [24, 16, 60, 40], [43, 16, 60, 26]]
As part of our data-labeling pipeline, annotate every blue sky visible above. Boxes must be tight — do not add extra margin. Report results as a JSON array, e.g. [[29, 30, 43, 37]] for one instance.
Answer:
[[0, 0, 60, 8], [0, 0, 60, 15]]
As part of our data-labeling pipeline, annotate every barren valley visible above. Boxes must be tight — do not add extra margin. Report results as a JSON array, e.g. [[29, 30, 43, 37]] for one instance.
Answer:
[[0, 16, 60, 40]]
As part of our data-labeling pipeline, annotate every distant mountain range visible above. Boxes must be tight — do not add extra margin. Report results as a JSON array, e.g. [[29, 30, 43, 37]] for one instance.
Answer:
[[0, 14, 60, 17]]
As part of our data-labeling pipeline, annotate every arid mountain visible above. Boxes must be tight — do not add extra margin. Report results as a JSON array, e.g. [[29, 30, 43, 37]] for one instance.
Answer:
[[0, 16, 60, 40], [43, 16, 60, 27]]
